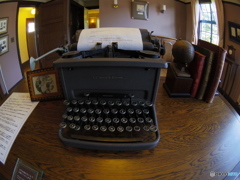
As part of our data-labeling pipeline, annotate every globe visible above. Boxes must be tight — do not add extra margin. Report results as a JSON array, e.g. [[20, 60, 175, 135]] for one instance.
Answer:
[[172, 40, 195, 64]]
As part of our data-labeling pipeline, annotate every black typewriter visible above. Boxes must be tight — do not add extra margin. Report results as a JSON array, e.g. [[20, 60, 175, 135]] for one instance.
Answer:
[[53, 28, 167, 151]]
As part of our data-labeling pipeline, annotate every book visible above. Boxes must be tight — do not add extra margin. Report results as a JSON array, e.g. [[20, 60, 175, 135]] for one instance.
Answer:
[[187, 51, 206, 98], [193, 44, 215, 100], [197, 40, 227, 103]]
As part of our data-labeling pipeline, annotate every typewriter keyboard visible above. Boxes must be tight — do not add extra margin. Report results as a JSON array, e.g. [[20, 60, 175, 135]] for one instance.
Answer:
[[59, 98, 159, 143]]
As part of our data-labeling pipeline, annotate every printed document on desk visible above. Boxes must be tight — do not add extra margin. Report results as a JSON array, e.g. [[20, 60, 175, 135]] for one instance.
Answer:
[[0, 93, 39, 164]]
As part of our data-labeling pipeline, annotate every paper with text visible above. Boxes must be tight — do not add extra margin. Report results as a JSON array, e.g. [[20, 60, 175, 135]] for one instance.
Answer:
[[0, 93, 39, 164], [77, 28, 143, 51]]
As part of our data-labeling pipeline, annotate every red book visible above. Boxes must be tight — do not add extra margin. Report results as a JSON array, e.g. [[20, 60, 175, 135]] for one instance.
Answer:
[[197, 40, 227, 103], [188, 51, 206, 98]]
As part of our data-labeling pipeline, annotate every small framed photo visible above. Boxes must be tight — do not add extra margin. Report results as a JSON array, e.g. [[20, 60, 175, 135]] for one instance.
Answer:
[[131, 0, 149, 20], [0, 17, 8, 35], [27, 68, 64, 101], [229, 21, 240, 44], [0, 35, 8, 56]]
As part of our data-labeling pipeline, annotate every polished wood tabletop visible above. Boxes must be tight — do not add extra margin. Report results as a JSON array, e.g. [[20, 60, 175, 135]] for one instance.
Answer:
[[0, 77, 239, 180]]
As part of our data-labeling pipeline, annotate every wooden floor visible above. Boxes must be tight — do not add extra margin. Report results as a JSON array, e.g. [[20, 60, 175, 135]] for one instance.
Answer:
[[0, 63, 240, 180]]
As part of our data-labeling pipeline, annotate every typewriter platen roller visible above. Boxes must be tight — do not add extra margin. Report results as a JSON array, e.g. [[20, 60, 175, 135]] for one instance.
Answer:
[[53, 28, 167, 151]]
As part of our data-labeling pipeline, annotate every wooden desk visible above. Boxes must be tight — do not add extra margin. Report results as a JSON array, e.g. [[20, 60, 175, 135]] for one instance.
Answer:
[[0, 78, 240, 180]]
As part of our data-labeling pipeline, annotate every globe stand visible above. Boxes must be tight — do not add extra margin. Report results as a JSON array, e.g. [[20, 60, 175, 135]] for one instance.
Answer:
[[172, 62, 191, 78]]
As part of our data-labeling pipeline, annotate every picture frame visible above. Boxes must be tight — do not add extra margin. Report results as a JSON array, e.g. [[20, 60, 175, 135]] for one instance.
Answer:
[[0, 17, 8, 35], [229, 21, 240, 44], [131, 0, 149, 20], [0, 35, 8, 56], [27, 68, 64, 101]]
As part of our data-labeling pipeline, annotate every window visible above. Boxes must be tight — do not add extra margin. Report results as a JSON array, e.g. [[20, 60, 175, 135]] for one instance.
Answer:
[[199, 3, 219, 45]]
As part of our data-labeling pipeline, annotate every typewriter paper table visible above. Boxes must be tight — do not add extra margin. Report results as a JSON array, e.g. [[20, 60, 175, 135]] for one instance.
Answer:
[[0, 79, 240, 180]]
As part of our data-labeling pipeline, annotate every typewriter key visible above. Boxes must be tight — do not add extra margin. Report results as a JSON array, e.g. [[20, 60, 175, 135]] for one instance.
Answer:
[[87, 108, 94, 114], [74, 116, 80, 121], [127, 109, 134, 114], [108, 126, 115, 132], [75, 125, 81, 131], [145, 101, 153, 107], [85, 100, 91, 105], [143, 109, 150, 115], [117, 126, 124, 132], [115, 101, 122, 106], [63, 100, 70, 106], [129, 118, 136, 124], [97, 117, 103, 123], [143, 126, 150, 131], [145, 117, 153, 123], [123, 101, 130, 106], [105, 118, 111, 124], [95, 108, 102, 115], [92, 125, 99, 131], [73, 107, 79, 113], [100, 100, 106, 106], [135, 109, 142, 115], [100, 126, 107, 132], [84, 93, 90, 97], [78, 100, 84, 105], [67, 115, 73, 121], [119, 109, 126, 115], [126, 126, 133, 132], [66, 107, 73, 112], [113, 118, 120, 124], [108, 101, 114, 106], [80, 108, 86, 114], [69, 123, 76, 129], [150, 125, 158, 132], [71, 100, 77, 105], [131, 101, 138, 106], [103, 109, 110, 115], [92, 100, 98, 105], [111, 108, 118, 114], [81, 116, 88, 122], [89, 117, 95, 122], [121, 117, 128, 124], [59, 122, 67, 128], [62, 114, 68, 119], [84, 125, 91, 131], [139, 101, 145, 106], [134, 126, 141, 132], [137, 118, 144, 123]]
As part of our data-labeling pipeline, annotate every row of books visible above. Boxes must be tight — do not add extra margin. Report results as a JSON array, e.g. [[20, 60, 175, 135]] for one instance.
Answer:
[[187, 40, 227, 103]]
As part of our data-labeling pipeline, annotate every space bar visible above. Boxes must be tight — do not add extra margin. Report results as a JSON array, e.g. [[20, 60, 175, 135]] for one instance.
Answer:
[[71, 134, 143, 143]]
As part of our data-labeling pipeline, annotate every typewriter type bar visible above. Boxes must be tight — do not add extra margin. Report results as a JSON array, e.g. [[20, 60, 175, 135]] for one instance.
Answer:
[[54, 58, 167, 151]]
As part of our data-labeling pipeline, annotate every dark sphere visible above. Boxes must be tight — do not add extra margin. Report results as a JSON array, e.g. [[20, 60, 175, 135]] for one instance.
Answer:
[[172, 40, 195, 64]]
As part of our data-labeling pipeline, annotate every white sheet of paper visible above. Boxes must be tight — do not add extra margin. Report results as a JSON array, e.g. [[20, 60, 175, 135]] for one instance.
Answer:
[[77, 28, 143, 51], [0, 93, 39, 164]]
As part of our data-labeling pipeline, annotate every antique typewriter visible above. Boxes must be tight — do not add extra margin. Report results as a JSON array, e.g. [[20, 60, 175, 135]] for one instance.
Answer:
[[53, 28, 167, 151]]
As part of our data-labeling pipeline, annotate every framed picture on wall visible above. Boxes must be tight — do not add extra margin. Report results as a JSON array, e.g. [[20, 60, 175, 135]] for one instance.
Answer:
[[0, 35, 8, 56], [131, 0, 149, 20], [27, 68, 64, 101], [0, 17, 8, 35], [229, 21, 240, 44]]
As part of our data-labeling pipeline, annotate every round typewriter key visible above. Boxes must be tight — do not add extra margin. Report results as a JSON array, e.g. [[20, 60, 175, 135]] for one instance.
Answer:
[[71, 100, 77, 105], [100, 126, 107, 132], [136, 109, 142, 115], [69, 123, 76, 129], [81, 116, 88, 122], [116, 101, 122, 106], [139, 101, 145, 106], [100, 100, 106, 106], [129, 118, 136, 124], [108, 126, 115, 132], [145, 117, 153, 123], [84, 93, 90, 97], [103, 109, 110, 115], [75, 125, 81, 131], [123, 101, 130, 106], [126, 126, 133, 132], [143, 125, 150, 131], [108, 101, 114, 106], [127, 109, 134, 114], [113, 118, 120, 124], [121, 117, 128, 124], [85, 100, 91, 105], [134, 126, 141, 131], [80, 108, 86, 113], [105, 118, 111, 124], [131, 101, 138, 106], [89, 117, 95, 122], [62, 114, 68, 119], [119, 109, 126, 115], [92, 125, 99, 131], [59, 122, 67, 128], [143, 109, 150, 115], [78, 100, 84, 105], [117, 126, 124, 132], [87, 108, 94, 114], [150, 125, 158, 132], [67, 115, 73, 121], [97, 117, 103, 123], [92, 100, 98, 105], [111, 108, 118, 114], [66, 107, 73, 112], [74, 115, 80, 121], [137, 118, 144, 123], [95, 109, 102, 115], [146, 101, 153, 107], [73, 107, 79, 113], [84, 125, 91, 131], [63, 100, 70, 106]]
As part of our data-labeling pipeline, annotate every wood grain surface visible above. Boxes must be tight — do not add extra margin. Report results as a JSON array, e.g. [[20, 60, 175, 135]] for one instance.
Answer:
[[0, 78, 239, 180]]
